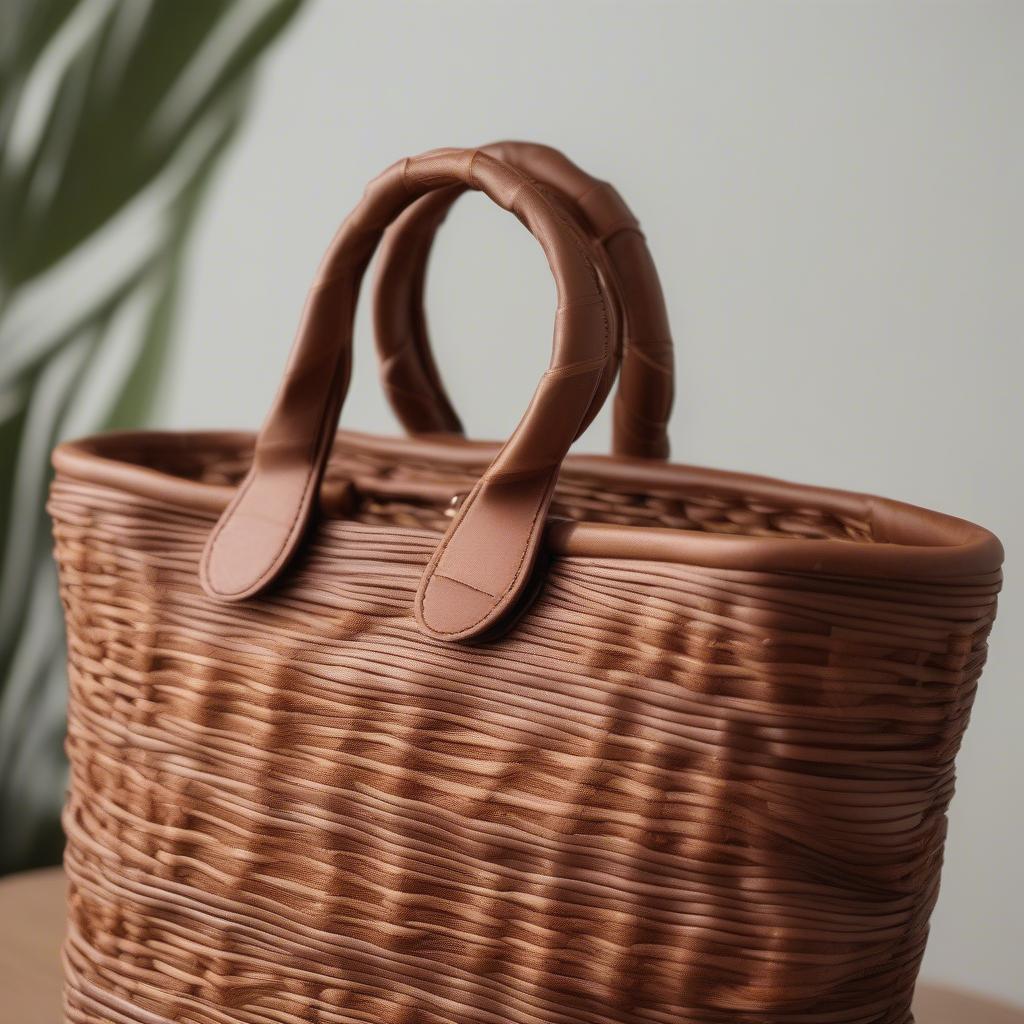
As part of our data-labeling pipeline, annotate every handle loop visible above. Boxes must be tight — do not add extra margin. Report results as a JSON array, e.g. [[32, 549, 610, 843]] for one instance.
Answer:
[[374, 141, 675, 459], [200, 148, 614, 641]]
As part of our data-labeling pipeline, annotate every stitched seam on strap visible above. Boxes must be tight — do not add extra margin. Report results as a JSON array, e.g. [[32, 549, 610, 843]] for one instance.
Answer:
[[210, 158, 423, 596], [574, 180, 642, 241], [613, 397, 668, 433], [505, 177, 529, 218], [420, 161, 607, 637], [623, 341, 674, 375], [574, 179, 606, 205], [543, 355, 608, 381], [420, 470, 557, 637], [204, 436, 323, 597], [206, 310, 353, 593], [599, 224, 644, 244], [434, 573, 500, 600], [555, 293, 607, 312]]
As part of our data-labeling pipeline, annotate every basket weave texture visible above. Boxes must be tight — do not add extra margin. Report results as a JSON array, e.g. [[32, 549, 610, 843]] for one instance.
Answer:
[[51, 434, 1000, 1024]]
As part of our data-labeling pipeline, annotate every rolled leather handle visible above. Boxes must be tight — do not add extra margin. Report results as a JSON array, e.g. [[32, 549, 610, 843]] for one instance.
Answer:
[[374, 141, 675, 459], [200, 148, 615, 642]]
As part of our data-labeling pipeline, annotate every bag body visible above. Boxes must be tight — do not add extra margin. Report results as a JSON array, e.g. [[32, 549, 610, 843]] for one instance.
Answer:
[[51, 146, 1003, 1024]]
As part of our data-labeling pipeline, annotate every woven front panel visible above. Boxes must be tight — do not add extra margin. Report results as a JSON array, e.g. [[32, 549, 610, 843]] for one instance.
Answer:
[[51, 473, 998, 1024]]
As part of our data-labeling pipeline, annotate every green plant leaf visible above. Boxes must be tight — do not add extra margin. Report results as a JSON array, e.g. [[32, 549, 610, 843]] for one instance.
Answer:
[[0, 0, 303, 873]]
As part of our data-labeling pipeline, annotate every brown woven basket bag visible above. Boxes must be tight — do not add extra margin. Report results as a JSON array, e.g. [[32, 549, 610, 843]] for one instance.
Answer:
[[50, 145, 1003, 1024]]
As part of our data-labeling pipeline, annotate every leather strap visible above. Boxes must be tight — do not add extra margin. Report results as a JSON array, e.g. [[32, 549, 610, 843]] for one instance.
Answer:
[[374, 141, 675, 459], [200, 148, 614, 642]]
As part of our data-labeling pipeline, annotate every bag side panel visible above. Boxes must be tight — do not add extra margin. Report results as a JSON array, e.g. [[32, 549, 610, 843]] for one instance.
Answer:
[[51, 476, 998, 1024]]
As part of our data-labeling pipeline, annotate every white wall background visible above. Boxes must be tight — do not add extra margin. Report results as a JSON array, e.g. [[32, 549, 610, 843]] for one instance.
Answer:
[[165, 0, 1023, 1004]]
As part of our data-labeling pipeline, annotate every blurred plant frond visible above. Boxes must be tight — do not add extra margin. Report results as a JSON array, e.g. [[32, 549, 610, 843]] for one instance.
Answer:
[[0, 0, 302, 873]]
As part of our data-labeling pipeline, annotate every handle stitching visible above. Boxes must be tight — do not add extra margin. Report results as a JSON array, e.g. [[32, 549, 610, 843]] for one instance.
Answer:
[[204, 291, 354, 596], [381, 155, 625, 452], [621, 340, 674, 376], [543, 354, 609, 382], [212, 152, 606, 621], [376, 145, 666, 460], [416, 155, 612, 637], [209, 159, 423, 597], [433, 572, 500, 600], [418, 468, 558, 637]]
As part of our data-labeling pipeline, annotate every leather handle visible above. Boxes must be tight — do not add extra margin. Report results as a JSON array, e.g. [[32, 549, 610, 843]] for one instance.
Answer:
[[200, 148, 614, 642], [374, 141, 675, 459]]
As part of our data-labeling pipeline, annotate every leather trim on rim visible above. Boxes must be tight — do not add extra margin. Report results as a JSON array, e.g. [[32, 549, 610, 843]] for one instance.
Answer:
[[52, 429, 1004, 580]]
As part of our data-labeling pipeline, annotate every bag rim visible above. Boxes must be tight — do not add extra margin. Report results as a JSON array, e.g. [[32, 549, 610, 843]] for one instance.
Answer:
[[51, 429, 1003, 582]]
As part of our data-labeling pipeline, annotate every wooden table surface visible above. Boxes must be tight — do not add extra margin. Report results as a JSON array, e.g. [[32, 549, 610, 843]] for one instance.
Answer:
[[2, 868, 1021, 1023]]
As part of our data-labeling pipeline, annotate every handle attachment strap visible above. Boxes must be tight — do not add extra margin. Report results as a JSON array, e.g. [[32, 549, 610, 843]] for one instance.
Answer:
[[200, 149, 613, 641]]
